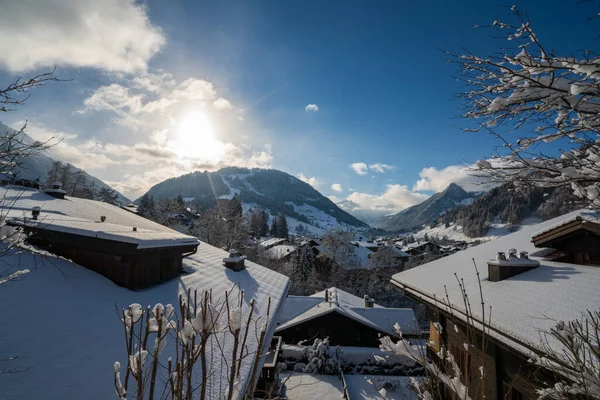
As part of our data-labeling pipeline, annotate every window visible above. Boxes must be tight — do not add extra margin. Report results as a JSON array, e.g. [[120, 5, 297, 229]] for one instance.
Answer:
[[503, 382, 523, 400], [450, 342, 471, 381]]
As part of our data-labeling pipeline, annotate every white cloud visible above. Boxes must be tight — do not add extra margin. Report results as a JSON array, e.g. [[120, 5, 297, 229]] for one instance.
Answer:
[[369, 163, 395, 173], [297, 173, 320, 188], [0, 0, 165, 73], [212, 98, 232, 110], [305, 104, 319, 112], [350, 162, 368, 175], [413, 164, 495, 193], [347, 185, 429, 214], [331, 183, 343, 192]]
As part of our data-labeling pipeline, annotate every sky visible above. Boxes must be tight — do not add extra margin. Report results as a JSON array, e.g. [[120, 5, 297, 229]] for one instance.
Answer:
[[0, 0, 596, 215]]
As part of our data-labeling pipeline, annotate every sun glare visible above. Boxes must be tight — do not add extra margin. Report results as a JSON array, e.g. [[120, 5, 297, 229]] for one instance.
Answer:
[[175, 111, 225, 162]]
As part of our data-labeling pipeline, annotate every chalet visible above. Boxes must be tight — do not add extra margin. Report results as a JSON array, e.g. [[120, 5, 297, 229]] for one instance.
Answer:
[[0, 187, 291, 399], [390, 210, 600, 399], [275, 287, 418, 347], [6, 189, 200, 290]]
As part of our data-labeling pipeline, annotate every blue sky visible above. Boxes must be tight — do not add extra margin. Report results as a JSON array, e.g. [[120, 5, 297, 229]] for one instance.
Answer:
[[0, 0, 596, 213]]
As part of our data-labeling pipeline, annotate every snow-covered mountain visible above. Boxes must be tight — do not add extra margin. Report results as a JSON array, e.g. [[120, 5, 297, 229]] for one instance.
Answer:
[[335, 199, 391, 225], [372, 183, 476, 232], [140, 167, 369, 235], [0, 122, 130, 204]]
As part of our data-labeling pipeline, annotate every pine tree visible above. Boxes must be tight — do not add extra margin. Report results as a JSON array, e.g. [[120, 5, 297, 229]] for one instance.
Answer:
[[270, 217, 279, 237], [277, 213, 289, 239], [259, 210, 269, 237], [139, 193, 156, 219], [97, 187, 119, 205], [45, 160, 62, 188]]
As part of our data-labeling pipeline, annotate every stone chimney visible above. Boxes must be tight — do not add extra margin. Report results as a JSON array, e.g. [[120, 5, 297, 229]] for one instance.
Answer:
[[223, 249, 246, 272], [487, 249, 540, 282]]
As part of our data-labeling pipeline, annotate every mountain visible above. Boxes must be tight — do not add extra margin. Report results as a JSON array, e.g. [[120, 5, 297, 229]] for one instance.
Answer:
[[372, 183, 476, 232], [0, 122, 130, 204], [139, 167, 369, 234], [336, 199, 391, 225]]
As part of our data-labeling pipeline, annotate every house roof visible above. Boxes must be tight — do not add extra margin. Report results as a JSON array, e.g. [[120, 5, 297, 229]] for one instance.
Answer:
[[2, 187, 199, 249], [281, 372, 344, 400], [389, 246, 410, 258], [275, 287, 417, 337], [532, 214, 600, 247], [258, 237, 286, 248], [0, 186, 290, 399], [391, 209, 600, 355]]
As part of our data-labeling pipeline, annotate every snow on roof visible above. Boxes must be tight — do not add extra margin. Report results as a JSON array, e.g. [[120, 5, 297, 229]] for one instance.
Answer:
[[1, 187, 173, 233], [262, 245, 297, 260], [281, 372, 344, 399], [389, 246, 410, 258], [258, 237, 286, 248], [1, 187, 199, 249], [0, 241, 290, 399], [276, 288, 417, 337], [351, 240, 380, 249], [531, 211, 600, 238], [9, 216, 199, 249], [392, 209, 600, 355], [403, 241, 434, 250]]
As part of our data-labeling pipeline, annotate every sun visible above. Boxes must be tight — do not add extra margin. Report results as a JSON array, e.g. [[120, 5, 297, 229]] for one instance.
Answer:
[[175, 111, 225, 162]]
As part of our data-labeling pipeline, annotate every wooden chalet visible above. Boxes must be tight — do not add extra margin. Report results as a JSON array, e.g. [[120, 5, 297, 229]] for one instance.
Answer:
[[275, 288, 418, 347], [391, 210, 600, 399]]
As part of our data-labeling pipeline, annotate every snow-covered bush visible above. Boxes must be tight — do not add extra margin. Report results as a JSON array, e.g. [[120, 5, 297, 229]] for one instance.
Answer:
[[294, 338, 343, 375]]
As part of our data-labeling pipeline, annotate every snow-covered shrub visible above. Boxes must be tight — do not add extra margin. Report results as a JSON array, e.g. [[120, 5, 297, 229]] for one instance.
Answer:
[[295, 338, 343, 375]]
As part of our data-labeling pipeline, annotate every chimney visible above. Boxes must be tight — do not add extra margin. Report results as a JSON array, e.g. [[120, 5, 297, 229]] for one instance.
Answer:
[[223, 249, 246, 272], [44, 181, 66, 199], [364, 295, 374, 308], [325, 289, 329, 302], [133, 227, 137, 232], [100, 216, 106, 222], [31, 206, 41, 220], [487, 249, 540, 282]]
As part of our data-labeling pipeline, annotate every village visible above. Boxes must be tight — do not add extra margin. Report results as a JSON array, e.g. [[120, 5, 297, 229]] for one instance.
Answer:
[[2, 0, 600, 399]]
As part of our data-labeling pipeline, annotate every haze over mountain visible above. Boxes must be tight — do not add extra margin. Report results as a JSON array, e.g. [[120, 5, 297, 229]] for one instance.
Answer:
[[372, 183, 477, 232], [0, 122, 130, 204], [140, 167, 369, 235]]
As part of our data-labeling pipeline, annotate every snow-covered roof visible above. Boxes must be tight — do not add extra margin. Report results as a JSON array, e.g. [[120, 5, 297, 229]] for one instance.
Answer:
[[351, 240, 380, 249], [262, 245, 297, 260], [1, 187, 199, 249], [258, 237, 286, 248], [8, 216, 199, 249], [276, 287, 418, 337], [344, 375, 417, 400], [531, 212, 600, 239], [281, 372, 344, 399], [391, 209, 600, 355], [0, 239, 290, 399], [389, 246, 410, 258], [403, 241, 436, 250]]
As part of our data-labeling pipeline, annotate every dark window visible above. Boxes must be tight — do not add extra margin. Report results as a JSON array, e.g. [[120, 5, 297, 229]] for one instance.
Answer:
[[503, 382, 523, 400]]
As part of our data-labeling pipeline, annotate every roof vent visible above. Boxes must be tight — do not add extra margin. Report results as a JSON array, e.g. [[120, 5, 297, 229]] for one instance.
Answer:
[[31, 206, 41, 220], [52, 182, 62, 190], [44, 181, 66, 199], [363, 295, 375, 308], [223, 249, 246, 272], [133, 227, 137, 232], [100, 216, 106, 222], [488, 249, 540, 282]]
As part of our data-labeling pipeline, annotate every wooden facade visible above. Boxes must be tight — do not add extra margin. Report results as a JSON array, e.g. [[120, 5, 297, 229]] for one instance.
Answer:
[[22, 228, 198, 290], [277, 310, 396, 347], [427, 307, 555, 400]]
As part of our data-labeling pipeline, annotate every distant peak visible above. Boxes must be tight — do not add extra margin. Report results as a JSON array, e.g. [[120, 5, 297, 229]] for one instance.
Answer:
[[443, 182, 468, 195]]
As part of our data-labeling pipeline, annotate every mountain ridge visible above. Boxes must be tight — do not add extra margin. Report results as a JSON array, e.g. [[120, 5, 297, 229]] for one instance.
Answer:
[[139, 167, 369, 234], [372, 183, 476, 232]]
